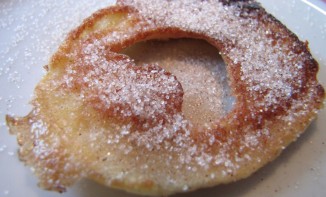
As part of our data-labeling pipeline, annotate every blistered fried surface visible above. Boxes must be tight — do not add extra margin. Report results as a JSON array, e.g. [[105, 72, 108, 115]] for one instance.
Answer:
[[6, 0, 325, 196]]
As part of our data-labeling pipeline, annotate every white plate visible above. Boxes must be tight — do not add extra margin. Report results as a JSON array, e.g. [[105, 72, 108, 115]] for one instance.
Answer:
[[0, 0, 325, 196]]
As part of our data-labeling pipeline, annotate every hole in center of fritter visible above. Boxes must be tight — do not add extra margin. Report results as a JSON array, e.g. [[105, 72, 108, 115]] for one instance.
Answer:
[[121, 38, 235, 128]]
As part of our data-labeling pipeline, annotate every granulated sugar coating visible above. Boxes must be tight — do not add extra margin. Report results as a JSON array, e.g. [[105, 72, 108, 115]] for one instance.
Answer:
[[0, 0, 113, 114], [5, 0, 325, 196], [122, 39, 235, 127]]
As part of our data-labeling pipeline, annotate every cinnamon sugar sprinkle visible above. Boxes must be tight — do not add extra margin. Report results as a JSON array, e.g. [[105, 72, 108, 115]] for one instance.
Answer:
[[4, 0, 324, 193]]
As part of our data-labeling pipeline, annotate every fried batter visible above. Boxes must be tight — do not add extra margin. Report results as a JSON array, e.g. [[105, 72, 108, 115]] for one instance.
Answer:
[[7, 1, 324, 196]]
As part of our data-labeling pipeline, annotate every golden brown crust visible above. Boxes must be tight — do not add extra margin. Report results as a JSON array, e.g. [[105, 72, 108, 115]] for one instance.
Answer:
[[6, 0, 325, 196]]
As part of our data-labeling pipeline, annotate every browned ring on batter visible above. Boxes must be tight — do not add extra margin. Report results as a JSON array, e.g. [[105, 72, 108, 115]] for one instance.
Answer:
[[6, 1, 325, 196]]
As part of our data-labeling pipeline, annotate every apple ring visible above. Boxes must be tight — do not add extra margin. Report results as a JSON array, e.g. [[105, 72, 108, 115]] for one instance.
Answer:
[[6, 0, 324, 196]]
